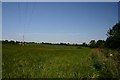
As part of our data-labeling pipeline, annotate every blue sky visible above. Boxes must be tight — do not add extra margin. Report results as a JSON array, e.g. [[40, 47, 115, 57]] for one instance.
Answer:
[[0, 2, 1, 40], [2, 2, 118, 44]]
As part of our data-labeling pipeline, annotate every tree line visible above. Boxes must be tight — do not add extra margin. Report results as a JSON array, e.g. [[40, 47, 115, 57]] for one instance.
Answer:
[[1, 21, 120, 49], [1, 40, 84, 46], [89, 21, 120, 49]]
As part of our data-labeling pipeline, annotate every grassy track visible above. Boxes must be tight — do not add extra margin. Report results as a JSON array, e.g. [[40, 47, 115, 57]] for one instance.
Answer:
[[2, 44, 120, 78]]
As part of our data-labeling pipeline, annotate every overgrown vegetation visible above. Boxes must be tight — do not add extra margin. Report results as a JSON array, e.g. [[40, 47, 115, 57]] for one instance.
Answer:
[[91, 48, 120, 78]]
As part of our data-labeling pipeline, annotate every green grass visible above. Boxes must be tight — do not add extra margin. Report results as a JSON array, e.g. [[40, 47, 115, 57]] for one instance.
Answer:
[[2, 44, 120, 78]]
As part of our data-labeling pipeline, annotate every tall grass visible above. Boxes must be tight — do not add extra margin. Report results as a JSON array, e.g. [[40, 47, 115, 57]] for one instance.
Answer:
[[2, 44, 120, 78], [2, 44, 97, 78]]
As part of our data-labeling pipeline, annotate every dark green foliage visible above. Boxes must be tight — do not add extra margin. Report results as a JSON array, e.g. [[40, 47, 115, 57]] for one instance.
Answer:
[[89, 40, 96, 48], [105, 21, 120, 49], [60, 43, 67, 45], [8, 40, 15, 44], [89, 40, 105, 48], [89, 22, 120, 49], [2, 40, 82, 47], [96, 40, 105, 48], [15, 41, 21, 44], [81, 42, 88, 47], [2, 40, 9, 44], [91, 49, 120, 78], [2, 40, 21, 45]]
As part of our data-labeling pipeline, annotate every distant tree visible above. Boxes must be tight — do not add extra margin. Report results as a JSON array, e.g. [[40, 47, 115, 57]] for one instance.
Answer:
[[16, 41, 20, 44], [5, 40, 8, 43], [67, 43, 70, 45], [2, 40, 9, 44], [42, 42, 44, 44], [105, 21, 120, 49], [60, 43, 67, 45], [96, 40, 105, 48], [82, 42, 88, 47], [9, 40, 15, 44], [75, 43, 78, 46], [89, 40, 96, 48], [31, 42, 35, 44]]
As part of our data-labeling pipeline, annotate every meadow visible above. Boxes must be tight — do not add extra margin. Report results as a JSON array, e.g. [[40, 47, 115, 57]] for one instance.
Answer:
[[2, 44, 120, 78]]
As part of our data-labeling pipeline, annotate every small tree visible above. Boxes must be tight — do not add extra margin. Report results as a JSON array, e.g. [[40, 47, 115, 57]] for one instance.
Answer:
[[89, 40, 96, 48], [16, 41, 20, 44], [82, 42, 88, 47], [2, 40, 8, 44], [67, 43, 70, 45], [9, 40, 15, 44]]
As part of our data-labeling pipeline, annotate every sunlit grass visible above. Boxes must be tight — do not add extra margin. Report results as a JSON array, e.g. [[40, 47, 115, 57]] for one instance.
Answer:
[[2, 44, 120, 78]]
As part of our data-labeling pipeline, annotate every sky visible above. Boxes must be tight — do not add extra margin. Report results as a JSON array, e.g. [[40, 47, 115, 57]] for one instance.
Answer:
[[0, 5, 1, 37], [2, 2, 118, 44], [2, 0, 120, 2]]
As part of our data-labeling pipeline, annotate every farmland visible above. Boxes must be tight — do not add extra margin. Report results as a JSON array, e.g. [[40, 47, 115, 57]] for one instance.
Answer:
[[2, 44, 120, 78]]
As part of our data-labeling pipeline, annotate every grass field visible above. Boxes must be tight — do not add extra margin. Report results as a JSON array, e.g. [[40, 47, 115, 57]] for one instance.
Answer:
[[2, 44, 120, 78]]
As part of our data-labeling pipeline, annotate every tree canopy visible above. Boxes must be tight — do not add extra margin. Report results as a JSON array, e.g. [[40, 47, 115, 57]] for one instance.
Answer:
[[105, 21, 120, 49]]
